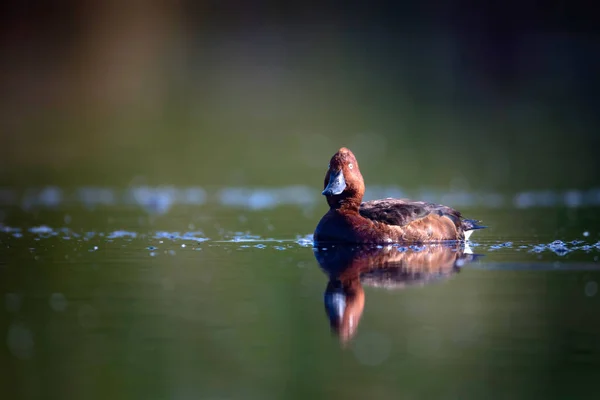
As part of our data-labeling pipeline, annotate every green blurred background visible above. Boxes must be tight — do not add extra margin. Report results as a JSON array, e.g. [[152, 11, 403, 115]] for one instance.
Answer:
[[1, 1, 598, 193], [2, 3, 600, 399]]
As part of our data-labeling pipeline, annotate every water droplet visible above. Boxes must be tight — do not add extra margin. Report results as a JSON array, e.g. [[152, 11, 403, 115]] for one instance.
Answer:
[[295, 235, 313, 247], [107, 230, 137, 239], [29, 225, 54, 235], [49, 293, 68, 312]]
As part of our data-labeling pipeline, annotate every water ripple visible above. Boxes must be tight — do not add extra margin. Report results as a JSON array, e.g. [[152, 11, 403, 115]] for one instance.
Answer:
[[2, 224, 599, 258]]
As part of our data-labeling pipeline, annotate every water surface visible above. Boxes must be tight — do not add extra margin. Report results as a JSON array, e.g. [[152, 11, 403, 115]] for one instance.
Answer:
[[2, 190, 600, 399]]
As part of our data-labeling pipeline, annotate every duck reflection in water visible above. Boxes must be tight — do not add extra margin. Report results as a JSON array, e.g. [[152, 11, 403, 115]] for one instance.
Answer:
[[314, 243, 480, 345]]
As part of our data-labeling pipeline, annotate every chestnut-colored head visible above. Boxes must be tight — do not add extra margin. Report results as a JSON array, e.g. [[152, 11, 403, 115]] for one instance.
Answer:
[[322, 147, 365, 209]]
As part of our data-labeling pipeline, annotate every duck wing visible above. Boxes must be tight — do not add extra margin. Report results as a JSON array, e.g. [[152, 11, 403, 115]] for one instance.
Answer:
[[359, 198, 463, 227]]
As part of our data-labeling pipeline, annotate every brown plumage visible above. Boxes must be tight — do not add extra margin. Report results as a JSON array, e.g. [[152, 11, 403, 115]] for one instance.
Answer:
[[314, 147, 485, 244]]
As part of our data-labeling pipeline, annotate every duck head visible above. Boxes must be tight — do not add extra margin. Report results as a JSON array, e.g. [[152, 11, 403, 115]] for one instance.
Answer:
[[322, 147, 365, 209]]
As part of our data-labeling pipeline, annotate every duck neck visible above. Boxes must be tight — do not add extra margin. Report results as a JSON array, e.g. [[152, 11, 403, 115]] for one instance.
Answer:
[[328, 195, 362, 213]]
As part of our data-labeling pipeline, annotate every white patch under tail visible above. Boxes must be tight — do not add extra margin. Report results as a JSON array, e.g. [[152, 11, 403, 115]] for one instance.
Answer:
[[463, 229, 474, 241]]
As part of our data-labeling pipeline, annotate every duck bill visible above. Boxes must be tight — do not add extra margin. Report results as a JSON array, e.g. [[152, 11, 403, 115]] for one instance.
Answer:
[[322, 169, 346, 195]]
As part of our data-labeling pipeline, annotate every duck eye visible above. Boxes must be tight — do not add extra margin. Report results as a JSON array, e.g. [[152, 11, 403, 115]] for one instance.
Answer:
[[348, 163, 353, 170]]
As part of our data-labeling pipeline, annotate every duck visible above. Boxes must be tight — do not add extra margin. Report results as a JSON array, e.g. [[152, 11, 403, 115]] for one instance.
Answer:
[[314, 147, 485, 244]]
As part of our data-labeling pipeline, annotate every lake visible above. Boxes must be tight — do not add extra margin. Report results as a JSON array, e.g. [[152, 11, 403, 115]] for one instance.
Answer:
[[2, 185, 600, 399]]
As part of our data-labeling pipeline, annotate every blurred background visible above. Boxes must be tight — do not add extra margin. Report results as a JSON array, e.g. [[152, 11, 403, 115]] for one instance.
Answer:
[[1, 1, 598, 194], [2, 3, 600, 399]]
